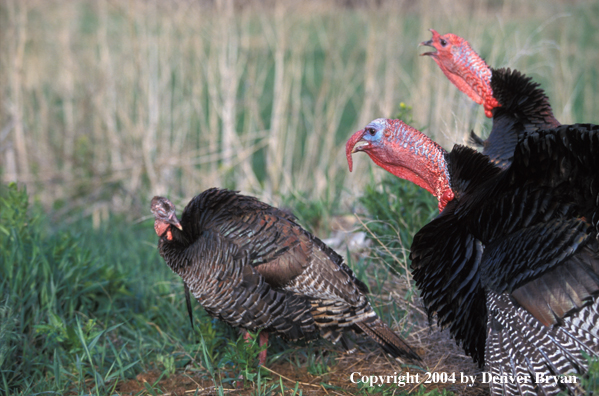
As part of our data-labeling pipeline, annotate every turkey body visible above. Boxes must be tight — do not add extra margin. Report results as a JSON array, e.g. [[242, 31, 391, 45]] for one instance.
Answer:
[[151, 188, 420, 361], [347, 118, 599, 395]]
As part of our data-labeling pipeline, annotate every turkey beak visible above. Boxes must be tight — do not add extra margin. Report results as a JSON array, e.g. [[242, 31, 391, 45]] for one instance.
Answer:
[[345, 129, 367, 172], [419, 39, 436, 56], [169, 214, 183, 230], [420, 41, 434, 55], [419, 29, 437, 56]]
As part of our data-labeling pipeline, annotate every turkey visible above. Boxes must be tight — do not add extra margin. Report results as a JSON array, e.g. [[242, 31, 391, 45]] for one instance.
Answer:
[[420, 29, 561, 168], [346, 118, 599, 395], [150, 188, 421, 365]]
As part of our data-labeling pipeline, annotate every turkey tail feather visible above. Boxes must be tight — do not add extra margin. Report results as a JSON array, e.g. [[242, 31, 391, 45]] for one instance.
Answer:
[[486, 291, 597, 395], [356, 318, 421, 361]]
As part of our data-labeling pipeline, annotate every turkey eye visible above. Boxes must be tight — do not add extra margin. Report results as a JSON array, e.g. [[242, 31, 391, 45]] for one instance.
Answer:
[[440, 38, 447, 47], [366, 127, 376, 136]]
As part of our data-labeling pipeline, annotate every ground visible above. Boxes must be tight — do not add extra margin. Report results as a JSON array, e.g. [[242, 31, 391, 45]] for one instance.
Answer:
[[114, 298, 490, 395]]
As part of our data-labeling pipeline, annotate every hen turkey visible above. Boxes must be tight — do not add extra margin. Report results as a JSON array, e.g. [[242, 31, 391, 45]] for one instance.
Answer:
[[151, 188, 421, 364]]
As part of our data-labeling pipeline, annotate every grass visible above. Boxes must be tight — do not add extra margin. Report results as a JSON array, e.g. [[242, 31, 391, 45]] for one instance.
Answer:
[[3, 173, 599, 394], [0, 182, 176, 394], [0, 182, 236, 394], [1, 181, 472, 395]]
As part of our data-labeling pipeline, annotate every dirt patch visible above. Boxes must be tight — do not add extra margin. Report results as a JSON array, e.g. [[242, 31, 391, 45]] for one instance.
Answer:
[[117, 370, 214, 395]]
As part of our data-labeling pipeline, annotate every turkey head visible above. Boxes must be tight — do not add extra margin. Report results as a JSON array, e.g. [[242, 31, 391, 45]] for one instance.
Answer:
[[346, 118, 453, 212], [151, 196, 183, 240]]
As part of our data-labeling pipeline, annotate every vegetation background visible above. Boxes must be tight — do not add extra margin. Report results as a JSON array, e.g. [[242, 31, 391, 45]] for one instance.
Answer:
[[2, 0, 599, 217], [1, 0, 598, 394]]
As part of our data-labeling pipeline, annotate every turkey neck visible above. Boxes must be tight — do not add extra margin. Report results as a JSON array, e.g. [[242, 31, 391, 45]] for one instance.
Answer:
[[381, 121, 454, 212], [426, 33, 496, 116], [159, 227, 191, 273], [449, 42, 493, 109]]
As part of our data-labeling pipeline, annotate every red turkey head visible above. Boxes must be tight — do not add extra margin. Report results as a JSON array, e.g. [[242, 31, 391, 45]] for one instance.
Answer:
[[420, 29, 498, 117], [346, 118, 453, 212], [151, 196, 183, 240]]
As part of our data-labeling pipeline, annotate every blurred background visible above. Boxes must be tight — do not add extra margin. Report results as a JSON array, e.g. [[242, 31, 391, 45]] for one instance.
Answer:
[[2, 0, 598, 223]]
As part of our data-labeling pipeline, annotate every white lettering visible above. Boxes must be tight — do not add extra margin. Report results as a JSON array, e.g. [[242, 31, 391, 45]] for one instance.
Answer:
[[350, 372, 361, 383], [481, 372, 492, 383], [536, 373, 545, 383], [369, 375, 378, 387]]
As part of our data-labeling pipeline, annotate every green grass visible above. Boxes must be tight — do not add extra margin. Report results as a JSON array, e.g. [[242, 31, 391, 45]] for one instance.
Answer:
[[579, 353, 599, 393], [0, 180, 454, 395], [4, 174, 598, 395], [0, 182, 229, 394], [0, 182, 425, 395]]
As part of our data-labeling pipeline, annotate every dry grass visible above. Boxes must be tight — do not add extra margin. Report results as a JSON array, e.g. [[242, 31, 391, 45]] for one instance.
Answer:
[[1, 0, 598, 220]]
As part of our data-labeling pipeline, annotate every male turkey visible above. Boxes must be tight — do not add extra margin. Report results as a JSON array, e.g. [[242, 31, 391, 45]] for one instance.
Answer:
[[420, 29, 561, 168], [346, 118, 599, 395], [150, 188, 420, 365]]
